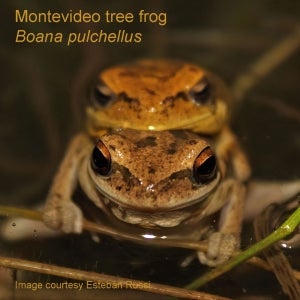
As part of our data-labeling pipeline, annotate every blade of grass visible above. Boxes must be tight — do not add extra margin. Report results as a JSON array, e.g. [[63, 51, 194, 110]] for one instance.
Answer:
[[0, 205, 207, 251], [232, 26, 300, 101], [0, 255, 230, 300], [186, 206, 300, 289], [0, 205, 42, 221]]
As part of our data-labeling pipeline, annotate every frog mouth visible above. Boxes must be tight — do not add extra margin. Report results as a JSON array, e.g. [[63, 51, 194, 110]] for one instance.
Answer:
[[101, 193, 217, 228], [93, 172, 221, 229], [86, 100, 227, 136]]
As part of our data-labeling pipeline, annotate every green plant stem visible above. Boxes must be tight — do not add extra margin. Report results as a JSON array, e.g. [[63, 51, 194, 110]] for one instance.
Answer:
[[186, 206, 300, 290]]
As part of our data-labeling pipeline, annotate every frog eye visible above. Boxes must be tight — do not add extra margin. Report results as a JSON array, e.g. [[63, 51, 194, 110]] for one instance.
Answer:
[[90, 82, 115, 107], [193, 147, 217, 184], [189, 77, 211, 105], [91, 140, 111, 176]]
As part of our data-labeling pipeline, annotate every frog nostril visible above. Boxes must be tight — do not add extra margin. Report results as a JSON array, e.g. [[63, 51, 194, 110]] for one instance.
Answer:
[[193, 147, 217, 184], [91, 140, 111, 176]]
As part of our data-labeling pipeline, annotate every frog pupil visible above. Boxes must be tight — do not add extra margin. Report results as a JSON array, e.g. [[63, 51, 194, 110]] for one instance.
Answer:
[[91, 143, 111, 176], [193, 147, 217, 184], [190, 79, 211, 105], [203, 155, 215, 174], [92, 84, 112, 107]]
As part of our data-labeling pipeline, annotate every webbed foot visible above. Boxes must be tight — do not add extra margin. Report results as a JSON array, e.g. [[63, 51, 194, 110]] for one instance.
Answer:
[[197, 232, 238, 266]]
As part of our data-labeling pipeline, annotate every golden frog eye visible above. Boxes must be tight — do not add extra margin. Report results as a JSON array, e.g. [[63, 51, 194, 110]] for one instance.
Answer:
[[91, 140, 111, 176], [193, 147, 217, 184], [189, 77, 212, 105], [90, 81, 115, 107]]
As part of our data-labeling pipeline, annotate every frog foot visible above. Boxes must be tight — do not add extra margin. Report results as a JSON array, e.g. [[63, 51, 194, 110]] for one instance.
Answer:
[[43, 200, 83, 234], [197, 232, 238, 267]]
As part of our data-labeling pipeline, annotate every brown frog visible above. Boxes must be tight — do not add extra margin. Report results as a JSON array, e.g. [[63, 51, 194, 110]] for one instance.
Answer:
[[43, 128, 250, 266], [43, 59, 251, 266]]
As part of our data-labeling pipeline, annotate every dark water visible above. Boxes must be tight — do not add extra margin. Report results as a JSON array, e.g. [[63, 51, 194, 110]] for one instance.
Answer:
[[1, 1, 300, 299]]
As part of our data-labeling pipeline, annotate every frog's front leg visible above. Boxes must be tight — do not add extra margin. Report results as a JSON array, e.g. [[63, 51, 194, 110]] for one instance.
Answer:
[[198, 179, 246, 266], [197, 127, 250, 266], [43, 132, 92, 234]]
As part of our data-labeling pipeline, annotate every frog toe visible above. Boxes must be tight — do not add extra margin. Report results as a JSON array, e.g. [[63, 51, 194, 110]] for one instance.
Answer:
[[43, 206, 61, 230], [60, 202, 83, 234], [43, 201, 83, 234], [197, 232, 237, 267]]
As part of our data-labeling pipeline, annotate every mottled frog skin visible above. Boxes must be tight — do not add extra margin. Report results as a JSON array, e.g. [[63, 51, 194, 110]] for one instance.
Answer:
[[43, 59, 251, 266], [87, 59, 230, 136], [86, 129, 221, 228], [44, 127, 250, 266]]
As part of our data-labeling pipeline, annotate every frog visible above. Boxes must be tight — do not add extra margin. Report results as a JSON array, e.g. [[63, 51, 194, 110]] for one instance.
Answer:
[[43, 59, 252, 266], [86, 59, 231, 136], [43, 128, 251, 266]]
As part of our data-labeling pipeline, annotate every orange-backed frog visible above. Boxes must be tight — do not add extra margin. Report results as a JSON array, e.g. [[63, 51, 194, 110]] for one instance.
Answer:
[[43, 129, 250, 266], [86, 59, 230, 136]]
